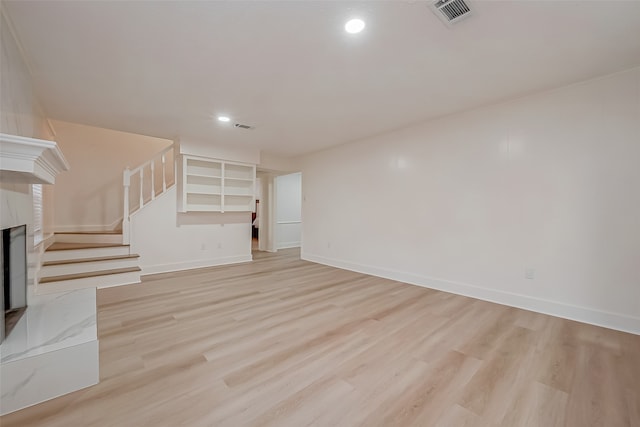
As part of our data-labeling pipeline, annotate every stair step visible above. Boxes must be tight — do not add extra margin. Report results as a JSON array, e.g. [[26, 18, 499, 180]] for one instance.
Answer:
[[36, 267, 142, 294], [43, 254, 139, 266], [48, 242, 125, 251], [55, 230, 122, 235], [41, 254, 140, 277], [44, 244, 130, 262], [39, 267, 142, 284], [54, 232, 123, 244]]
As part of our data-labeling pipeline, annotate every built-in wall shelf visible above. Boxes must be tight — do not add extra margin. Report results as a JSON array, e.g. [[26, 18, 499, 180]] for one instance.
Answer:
[[178, 155, 255, 213]]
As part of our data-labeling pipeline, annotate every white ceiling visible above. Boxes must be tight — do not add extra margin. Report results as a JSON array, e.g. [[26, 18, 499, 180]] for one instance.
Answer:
[[4, 1, 640, 157]]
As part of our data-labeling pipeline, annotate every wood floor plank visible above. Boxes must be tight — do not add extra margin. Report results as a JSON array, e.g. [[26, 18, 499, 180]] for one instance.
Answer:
[[435, 404, 482, 426], [499, 381, 569, 427], [1, 248, 639, 427]]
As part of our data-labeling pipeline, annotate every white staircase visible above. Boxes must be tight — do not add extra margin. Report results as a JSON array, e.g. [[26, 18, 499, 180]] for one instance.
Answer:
[[122, 144, 175, 244], [38, 235, 141, 295], [37, 145, 175, 294]]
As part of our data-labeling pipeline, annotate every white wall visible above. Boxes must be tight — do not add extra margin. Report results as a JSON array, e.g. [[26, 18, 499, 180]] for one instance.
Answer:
[[130, 186, 252, 274], [255, 177, 263, 201], [259, 152, 299, 173], [52, 120, 172, 231], [0, 10, 50, 141], [275, 172, 301, 249], [255, 172, 275, 252], [178, 138, 260, 165], [0, 8, 50, 232], [0, 6, 52, 296], [300, 67, 640, 334]]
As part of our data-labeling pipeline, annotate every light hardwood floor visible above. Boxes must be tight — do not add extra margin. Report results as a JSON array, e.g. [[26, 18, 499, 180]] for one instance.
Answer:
[[2, 248, 639, 426]]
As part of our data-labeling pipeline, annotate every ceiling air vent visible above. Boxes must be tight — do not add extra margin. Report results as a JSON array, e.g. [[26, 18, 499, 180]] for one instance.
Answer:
[[431, 0, 472, 25], [234, 123, 254, 130]]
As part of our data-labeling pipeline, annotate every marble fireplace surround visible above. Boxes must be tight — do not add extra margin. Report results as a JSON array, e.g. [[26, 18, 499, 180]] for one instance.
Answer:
[[0, 288, 99, 415], [0, 132, 97, 415]]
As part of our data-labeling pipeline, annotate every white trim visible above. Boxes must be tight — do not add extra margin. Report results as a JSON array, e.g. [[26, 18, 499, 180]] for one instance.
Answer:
[[107, 215, 124, 230], [277, 241, 301, 249], [41, 233, 55, 250], [276, 220, 301, 225], [140, 255, 252, 276], [53, 220, 122, 233], [301, 252, 640, 336], [0, 133, 69, 184], [32, 184, 43, 245]]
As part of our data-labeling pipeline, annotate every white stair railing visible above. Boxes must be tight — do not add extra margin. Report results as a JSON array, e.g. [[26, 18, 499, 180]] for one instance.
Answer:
[[122, 144, 175, 244]]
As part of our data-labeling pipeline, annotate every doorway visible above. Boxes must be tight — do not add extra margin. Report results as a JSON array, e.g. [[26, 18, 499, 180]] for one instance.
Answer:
[[254, 171, 301, 253], [274, 172, 302, 250]]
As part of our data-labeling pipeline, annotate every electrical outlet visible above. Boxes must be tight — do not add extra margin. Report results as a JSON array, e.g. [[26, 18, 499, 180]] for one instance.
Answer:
[[525, 268, 535, 280]]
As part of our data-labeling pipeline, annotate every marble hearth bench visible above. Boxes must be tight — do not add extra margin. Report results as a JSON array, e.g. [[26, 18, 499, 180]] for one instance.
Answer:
[[0, 288, 99, 415]]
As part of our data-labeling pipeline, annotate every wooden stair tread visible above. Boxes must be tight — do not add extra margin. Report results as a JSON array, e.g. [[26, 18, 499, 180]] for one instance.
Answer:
[[39, 267, 141, 284], [55, 230, 122, 235], [43, 254, 140, 266], [47, 242, 129, 251]]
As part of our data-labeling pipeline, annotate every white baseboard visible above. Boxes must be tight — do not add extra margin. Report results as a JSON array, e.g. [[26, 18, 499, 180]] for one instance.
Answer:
[[302, 252, 640, 336], [54, 218, 122, 233], [140, 255, 253, 276], [42, 233, 55, 250], [277, 241, 301, 250]]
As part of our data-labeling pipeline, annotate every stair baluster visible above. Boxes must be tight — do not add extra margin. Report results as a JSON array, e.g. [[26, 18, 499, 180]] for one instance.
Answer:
[[121, 144, 175, 245]]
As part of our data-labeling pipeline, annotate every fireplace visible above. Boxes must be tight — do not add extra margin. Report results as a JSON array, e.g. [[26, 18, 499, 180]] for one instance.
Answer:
[[1, 224, 27, 343]]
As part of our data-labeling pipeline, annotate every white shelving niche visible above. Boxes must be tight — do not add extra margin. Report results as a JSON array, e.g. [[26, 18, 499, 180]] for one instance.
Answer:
[[178, 155, 256, 213]]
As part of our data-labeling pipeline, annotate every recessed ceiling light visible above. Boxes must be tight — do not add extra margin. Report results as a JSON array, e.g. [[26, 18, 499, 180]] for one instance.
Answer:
[[217, 116, 231, 122], [345, 18, 365, 34]]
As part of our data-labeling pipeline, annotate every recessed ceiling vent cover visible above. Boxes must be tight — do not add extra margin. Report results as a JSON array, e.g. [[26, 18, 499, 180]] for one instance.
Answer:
[[234, 123, 254, 130], [431, 0, 472, 25]]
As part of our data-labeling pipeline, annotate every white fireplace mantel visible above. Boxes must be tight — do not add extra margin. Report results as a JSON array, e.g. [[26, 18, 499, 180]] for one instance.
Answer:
[[0, 133, 70, 184]]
